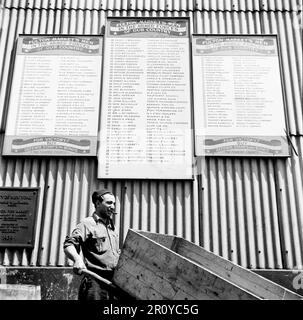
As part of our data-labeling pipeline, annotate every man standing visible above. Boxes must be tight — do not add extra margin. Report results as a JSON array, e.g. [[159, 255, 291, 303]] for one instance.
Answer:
[[63, 189, 120, 300]]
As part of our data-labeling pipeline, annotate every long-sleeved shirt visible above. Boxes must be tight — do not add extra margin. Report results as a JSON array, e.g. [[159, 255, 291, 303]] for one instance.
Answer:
[[63, 212, 120, 277]]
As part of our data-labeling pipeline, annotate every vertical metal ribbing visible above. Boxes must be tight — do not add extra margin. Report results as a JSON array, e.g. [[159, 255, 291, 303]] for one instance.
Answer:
[[225, 10, 233, 33], [275, 11, 297, 134], [234, 159, 247, 267], [291, 11, 302, 101], [217, 159, 228, 259], [91, 8, 99, 34], [138, 181, 147, 231], [259, 160, 275, 268], [29, 159, 48, 266], [65, 159, 81, 267], [275, 158, 294, 268], [132, 182, 140, 230], [226, 160, 238, 263], [56, 162, 72, 266], [175, 182, 183, 237], [48, 160, 64, 266], [284, 12, 303, 134], [266, 159, 284, 269], [158, 182, 166, 234], [121, 181, 131, 242], [209, 159, 219, 255], [184, 180, 192, 241], [286, 147, 303, 268], [149, 181, 157, 233], [0, 8, 16, 132], [38, 160, 53, 266], [243, 160, 257, 268], [251, 160, 266, 268], [200, 158, 209, 250], [231, 11, 241, 34], [284, 151, 303, 269], [60, 6, 69, 33], [84, 9, 92, 34], [69, 7, 77, 33], [167, 181, 176, 235]]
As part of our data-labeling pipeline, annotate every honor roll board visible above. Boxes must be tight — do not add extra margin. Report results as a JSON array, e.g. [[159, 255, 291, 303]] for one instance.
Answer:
[[3, 35, 102, 156], [192, 35, 290, 157], [98, 18, 193, 179]]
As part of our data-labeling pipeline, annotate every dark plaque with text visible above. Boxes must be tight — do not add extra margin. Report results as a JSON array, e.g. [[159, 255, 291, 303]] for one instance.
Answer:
[[0, 188, 39, 247]]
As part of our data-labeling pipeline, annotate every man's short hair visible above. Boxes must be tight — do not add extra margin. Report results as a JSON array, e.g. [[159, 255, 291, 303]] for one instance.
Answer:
[[92, 189, 113, 205]]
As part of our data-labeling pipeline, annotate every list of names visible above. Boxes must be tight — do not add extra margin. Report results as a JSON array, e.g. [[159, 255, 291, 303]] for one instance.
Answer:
[[99, 19, 193, 179], [193, 36, 289, 156], [4, 36, 102, 156]]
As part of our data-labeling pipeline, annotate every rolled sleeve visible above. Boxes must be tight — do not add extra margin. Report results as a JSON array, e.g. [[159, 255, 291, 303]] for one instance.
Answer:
[[63, 225, 84, 254]]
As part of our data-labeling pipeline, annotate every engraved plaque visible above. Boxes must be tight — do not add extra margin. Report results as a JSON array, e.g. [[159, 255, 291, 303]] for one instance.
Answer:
[[0, 188, 39, 247]]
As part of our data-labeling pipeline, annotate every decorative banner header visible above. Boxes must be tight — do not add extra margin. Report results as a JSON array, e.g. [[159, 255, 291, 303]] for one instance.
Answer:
[[195, 37, 277, 55], [11, 137, 91, 154], [108, 19, 188, 37], [21, 37, 101, 54], [202, 136, 287, 155]]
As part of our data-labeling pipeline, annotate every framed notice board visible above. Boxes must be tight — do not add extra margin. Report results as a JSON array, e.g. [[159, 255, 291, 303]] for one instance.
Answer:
[[0, 188, 39, 247], [98, 17, 193, 179], [3, 35, 103, 156], [192, 34, 290, 157]]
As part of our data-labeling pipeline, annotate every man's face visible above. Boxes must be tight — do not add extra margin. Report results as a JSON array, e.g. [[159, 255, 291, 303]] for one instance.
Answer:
[[96, 193, 116, 219]]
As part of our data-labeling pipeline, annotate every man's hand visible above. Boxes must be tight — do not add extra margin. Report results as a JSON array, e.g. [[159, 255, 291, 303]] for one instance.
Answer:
[[73, 257, 87, 275]]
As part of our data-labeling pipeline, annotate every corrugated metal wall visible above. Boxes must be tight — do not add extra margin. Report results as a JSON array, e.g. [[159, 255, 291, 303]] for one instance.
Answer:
[[0, 0, 302, 270]]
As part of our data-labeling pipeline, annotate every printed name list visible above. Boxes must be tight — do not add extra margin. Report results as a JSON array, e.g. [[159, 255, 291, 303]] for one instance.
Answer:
[[3, 36, 102, 156], [99, 19, 193, 179], [193, 36, 289, 156]]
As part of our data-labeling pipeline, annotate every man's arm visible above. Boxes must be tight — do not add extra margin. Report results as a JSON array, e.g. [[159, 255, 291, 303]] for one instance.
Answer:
[[64, 245, 87, 275]]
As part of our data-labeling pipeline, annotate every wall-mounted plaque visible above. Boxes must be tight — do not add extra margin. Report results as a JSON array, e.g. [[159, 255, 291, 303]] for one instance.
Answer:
[[3, 35, 102, 156], [0, 188, 39, 247], [192, 34, 290, 157], [98, 17, 193, 179]]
